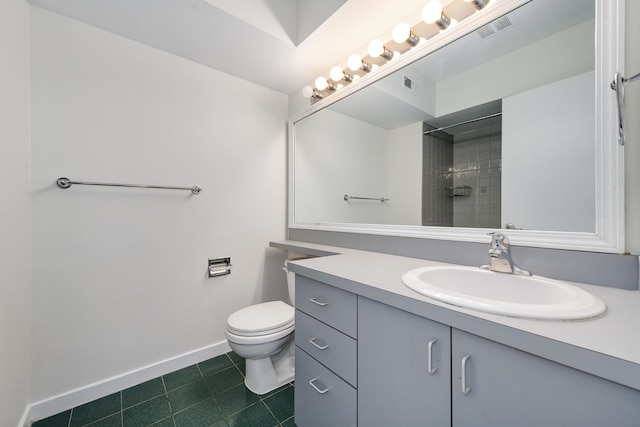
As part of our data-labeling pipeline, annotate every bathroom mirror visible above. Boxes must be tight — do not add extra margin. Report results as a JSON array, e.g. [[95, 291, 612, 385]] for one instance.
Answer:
[[289, 0, 624, 253]]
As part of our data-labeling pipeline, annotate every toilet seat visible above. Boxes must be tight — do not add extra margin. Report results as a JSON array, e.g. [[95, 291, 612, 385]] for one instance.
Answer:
[[227, 301, 294, 337]]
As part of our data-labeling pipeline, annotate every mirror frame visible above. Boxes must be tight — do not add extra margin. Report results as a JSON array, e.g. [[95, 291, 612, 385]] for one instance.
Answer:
[[288, 0, 625, 253]]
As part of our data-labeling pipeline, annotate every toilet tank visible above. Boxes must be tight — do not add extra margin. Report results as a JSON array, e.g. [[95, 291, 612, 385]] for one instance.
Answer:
[[283, 260, 296, 305]]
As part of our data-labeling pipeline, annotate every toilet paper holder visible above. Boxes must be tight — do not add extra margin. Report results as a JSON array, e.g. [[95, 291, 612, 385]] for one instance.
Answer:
[[208, 257, 232, 277]]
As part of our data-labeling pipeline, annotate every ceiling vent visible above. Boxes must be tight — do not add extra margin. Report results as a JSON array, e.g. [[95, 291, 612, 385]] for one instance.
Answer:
[[476, 14, 516, 40]]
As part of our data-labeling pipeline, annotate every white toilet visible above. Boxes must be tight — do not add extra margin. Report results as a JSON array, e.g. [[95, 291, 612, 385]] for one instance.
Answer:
[[224, 260, 297, 395]]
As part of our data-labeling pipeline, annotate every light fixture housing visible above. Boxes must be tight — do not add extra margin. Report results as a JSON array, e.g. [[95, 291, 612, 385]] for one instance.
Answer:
[[302, 0, 494, 103], [464, 0, 490, 10]]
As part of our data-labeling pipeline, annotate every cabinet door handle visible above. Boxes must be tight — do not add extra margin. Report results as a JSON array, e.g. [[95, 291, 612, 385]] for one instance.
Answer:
[[309, 378, 329, 394], [309, 337, 329, 350], [427, 339, 438, 375], [309, 297, 329, 306], [461, 354, 472, 395]]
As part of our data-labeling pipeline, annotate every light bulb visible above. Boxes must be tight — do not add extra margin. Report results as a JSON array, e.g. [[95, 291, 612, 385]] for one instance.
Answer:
[[348, 54, 363, 71], [330, 66, 345, 82], [368, 39, 384, 57], [392, 22, 411, 43], [315, 76, 328, 90], [302, 85, 314, 99], [422, 1, 443, 24]]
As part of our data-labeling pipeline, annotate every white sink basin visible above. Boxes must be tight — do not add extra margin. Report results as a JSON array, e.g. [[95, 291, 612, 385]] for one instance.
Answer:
[[402, 266, 606, 320]]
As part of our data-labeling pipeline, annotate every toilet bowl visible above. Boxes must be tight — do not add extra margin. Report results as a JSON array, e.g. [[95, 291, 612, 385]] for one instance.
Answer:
[[224, 260, 299, 395]]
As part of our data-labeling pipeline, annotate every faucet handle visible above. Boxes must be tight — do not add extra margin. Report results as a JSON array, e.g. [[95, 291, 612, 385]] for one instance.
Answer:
[[487, 232, 509, 249]]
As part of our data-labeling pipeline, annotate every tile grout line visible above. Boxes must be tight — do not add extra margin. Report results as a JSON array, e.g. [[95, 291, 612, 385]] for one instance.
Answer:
[[160, 375, 174, 418], [120, 391, 124, 427], [260, 399, 280, 427]]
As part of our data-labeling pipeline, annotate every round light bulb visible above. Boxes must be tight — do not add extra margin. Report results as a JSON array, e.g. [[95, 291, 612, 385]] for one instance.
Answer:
[[368, 39, 384, 57], [330, 66, 345, 82], [392, 22, 411, 43], [301, 85, 314, 99], [348, 54, 363, 71], [422, 1, 443, 24], [315, 76, 328, 90]]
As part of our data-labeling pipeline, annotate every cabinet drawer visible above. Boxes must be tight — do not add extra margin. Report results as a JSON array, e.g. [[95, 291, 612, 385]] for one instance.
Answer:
[[295, 347, 357, 427], [296, 310, 357, 387], [295, 275, 357, 338]]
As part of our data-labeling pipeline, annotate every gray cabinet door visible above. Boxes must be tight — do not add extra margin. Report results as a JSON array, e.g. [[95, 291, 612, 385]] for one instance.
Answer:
[[358, 297, 451, 427], [452, 329, 640, 427]]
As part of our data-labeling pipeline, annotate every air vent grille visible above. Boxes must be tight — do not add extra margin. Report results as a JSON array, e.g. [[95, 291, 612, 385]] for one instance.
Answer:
[[476, 14, 515, 40], [476, 26, 496, 39], [403, 76, 413, 89]]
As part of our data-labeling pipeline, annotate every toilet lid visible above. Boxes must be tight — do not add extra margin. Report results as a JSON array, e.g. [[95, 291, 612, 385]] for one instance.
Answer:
[[227, 301, 294, 336]]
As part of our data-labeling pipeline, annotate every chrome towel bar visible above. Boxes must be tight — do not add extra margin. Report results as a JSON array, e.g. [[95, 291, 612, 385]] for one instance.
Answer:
[[344, 194, 389, 202], [56, 177, 202, 195]]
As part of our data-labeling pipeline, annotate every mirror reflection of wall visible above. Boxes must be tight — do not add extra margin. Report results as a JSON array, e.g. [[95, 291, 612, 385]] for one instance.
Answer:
[[422, 118, 502, 229], [293, 0, 597, 233]]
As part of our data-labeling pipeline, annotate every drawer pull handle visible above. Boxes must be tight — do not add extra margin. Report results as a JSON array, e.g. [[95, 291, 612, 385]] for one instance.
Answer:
[[309, 337, 329, 350], [461, 354, 472, 395], [309, 378, 329, 394], [309, 297, 329, 306], [427, 339, 437, 375]]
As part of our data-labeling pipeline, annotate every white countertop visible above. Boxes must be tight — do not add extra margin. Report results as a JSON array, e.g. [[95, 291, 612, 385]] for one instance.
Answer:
[[272, 240, 640, 390]]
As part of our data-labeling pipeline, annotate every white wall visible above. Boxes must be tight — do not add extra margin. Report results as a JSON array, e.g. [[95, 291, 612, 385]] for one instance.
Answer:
[[29, 7, 287, 403], [0, 1, 32, 425], [387, 122, 423, 225], [436, 20, 594, 117], [294, 109, 389, 224], [502, 71, 595, 232]]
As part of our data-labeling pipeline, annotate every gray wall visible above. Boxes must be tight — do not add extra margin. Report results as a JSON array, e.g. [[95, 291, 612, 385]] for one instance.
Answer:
[[288, 229, 639, 291]]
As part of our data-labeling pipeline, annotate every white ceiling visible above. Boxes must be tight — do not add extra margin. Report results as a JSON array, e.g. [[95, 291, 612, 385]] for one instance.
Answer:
[[27, 0, 430, 95]]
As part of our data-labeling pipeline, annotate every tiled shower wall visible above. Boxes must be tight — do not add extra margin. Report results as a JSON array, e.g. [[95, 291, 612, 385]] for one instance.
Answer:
[[422, 124, 453, 226], [452, 126, 502, 228], [422, 124, 501, 228]]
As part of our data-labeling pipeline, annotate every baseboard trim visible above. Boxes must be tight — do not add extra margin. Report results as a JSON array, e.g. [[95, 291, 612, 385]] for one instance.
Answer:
[[18, 405, 31, 427], [27, 340, 231, 424]]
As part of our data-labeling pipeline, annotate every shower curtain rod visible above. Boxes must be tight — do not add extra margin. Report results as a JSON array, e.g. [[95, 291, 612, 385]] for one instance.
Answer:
[[56, 177, 202, 194], [423, 112, 502, 135]]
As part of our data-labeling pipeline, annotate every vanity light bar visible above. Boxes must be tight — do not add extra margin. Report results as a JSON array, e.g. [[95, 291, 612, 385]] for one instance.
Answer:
[[303, 0, 491, 103]]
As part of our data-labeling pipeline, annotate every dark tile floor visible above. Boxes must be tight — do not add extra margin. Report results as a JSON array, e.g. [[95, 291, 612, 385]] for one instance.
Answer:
[[32, 352, 295, 427]]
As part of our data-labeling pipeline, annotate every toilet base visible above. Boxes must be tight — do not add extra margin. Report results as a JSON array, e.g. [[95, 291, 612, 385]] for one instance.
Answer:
[[244, 336, 295, 395]]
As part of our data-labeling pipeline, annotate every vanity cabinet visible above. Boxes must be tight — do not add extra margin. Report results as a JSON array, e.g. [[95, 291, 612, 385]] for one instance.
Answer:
[[358, 296, 451, 426], [451, 329, 640, 427], [295, 278, 640, 427], [294, 276, 357, 427]]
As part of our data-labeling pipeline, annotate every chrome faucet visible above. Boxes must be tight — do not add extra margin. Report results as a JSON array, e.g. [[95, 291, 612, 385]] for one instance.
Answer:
[[480, 232, 531, 275]]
